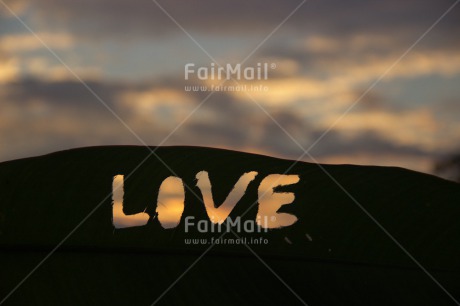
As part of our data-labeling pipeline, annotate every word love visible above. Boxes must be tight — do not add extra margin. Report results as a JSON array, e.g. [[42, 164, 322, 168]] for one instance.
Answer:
[[112, 171, 300, 230]]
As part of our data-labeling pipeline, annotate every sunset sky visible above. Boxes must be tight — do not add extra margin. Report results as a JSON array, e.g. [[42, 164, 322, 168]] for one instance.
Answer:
[[1, 0, 460, 176]]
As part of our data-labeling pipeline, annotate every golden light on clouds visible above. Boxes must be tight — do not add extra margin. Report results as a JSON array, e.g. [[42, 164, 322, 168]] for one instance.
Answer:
[[119, 89, 196, 122], [320, 109, 439, 149], [0, 57, 19, 84], [0, 33, 74, 52], [304, 36, 341, 53], [232, 77, 348, 106]]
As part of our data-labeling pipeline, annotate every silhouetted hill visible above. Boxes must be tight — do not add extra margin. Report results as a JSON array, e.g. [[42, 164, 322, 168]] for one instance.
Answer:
[[1, 146, 459, 305]]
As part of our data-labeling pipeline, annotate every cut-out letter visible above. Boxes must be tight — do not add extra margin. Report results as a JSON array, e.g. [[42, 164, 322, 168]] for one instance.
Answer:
[[112, 175, 149, 229], [196, 171, 258, 223], [156, 176, 186, 229], [257, 174, 300, 229]]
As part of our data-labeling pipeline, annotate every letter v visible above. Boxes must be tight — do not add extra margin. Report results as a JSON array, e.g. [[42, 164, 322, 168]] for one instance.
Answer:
[[195, 171, 258, 223]]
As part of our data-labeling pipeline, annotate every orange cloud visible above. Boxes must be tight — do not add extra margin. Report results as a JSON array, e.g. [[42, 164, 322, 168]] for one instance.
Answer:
[[319, 109, 439, 150], [0, 33, 74, 52], [0, 57, 19, 84]]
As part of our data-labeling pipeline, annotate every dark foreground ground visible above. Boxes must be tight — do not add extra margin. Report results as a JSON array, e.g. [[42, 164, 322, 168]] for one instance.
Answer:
[[0, 146, 459, 305]]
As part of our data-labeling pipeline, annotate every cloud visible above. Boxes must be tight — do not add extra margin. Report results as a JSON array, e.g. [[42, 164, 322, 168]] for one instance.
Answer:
[[0, 32, 99, 82], [1, 55, 102, 82], [3, 0, 458, 86], [1, 78, 121, 110], [0, 0, 28, 16], [259, 33, 460, 82], [118, 87, 199, 131], [3, 0, 459, 40], [0, 55, 19, 84], [0, 76, 437, 178], [0, 32, 74, 52], [1, 0, 459, 176], [0, 78, 129, 160], [309, 129, 431, 158], [233, 34, 460, 115]]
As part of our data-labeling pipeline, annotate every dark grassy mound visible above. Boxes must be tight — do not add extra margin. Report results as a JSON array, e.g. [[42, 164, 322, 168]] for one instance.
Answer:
[[0, 146, 459, 305]]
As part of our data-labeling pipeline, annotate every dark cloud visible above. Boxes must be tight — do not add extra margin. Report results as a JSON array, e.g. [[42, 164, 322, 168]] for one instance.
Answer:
[[1, 76, 429, 163], [0, 0, 457, 177], [308, 130, 431, 159], [5, 0, 459, 41], [0, 78, 141, 161], [2, 78, 121, 110]]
